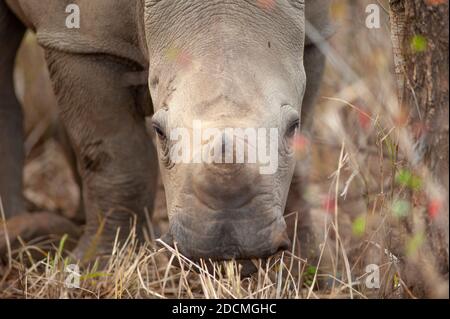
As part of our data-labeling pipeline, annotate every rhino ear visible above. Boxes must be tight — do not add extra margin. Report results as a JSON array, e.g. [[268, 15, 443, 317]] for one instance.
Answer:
[[304, 0, 335, 46]]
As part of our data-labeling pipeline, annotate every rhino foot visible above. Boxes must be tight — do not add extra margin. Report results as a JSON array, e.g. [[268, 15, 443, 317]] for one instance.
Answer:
[[0, 212, 81, 259]]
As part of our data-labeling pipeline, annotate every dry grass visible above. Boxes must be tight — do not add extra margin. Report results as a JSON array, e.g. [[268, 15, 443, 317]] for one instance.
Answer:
[[0, 222, 374, 299], [0, 0, 448, 299]]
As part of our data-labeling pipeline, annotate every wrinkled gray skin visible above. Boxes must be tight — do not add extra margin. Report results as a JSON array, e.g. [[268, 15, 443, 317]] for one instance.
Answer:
[[0, 0, 332, 261]]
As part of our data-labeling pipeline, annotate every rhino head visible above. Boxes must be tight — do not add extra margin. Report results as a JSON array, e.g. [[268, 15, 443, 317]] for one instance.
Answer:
[[144, 0, 307, 260]]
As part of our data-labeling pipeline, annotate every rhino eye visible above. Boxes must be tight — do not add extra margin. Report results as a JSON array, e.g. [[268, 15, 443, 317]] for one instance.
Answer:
[[286, 119, 300, 138], [151, 109, 168, 140], [152, 123, 166, 139], [281, 104, 300, 139]]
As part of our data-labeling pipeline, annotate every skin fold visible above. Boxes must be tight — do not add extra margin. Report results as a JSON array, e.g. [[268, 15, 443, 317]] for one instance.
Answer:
[[0, 0, 332, 263]]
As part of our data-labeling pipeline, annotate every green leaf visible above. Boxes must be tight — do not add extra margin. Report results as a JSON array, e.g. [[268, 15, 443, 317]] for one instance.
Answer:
[[352, 216, 366, 237], [396, 169, 412, 186], [410, 35, 427, 53], [393, 273, 400, 288], [409, 175, 423, 191], [306, 265, 317, 276], [395, 169, 422, 191], [81, 272, 111, 281], [406, 232, 425, 257], [392, 199, 410, 218], [57, 234, 69, 257]]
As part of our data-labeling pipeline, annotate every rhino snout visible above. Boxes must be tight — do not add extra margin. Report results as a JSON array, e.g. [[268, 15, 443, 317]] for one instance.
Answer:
[[164, 205, 290, 261]]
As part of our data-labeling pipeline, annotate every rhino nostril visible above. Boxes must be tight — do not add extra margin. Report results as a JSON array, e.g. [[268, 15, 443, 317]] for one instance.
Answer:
[[273, 232, 291, 254], [277, 239, 291, 253]]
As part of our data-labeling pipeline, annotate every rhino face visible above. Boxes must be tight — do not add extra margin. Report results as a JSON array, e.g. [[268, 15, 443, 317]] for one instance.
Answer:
[[144, 0, 306, 260]]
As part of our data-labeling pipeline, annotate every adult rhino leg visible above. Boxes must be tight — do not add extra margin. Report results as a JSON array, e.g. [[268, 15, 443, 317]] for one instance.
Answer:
[[285, 43, 326, 262], [0, 2, 25, 219], [44, 51, 158, 262], [55, 121, 86, 225], [0, 5, 81, 259]]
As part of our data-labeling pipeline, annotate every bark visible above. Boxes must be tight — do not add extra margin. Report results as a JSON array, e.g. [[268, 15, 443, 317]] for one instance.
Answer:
[[389, 0, 449, 298]]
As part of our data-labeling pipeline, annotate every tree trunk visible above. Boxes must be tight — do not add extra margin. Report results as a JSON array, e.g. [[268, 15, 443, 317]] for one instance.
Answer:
[[389, 0, 449, 298]]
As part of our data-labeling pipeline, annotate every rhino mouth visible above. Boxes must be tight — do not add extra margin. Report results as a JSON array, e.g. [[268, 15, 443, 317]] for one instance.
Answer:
[[158, 212, 290, 261]]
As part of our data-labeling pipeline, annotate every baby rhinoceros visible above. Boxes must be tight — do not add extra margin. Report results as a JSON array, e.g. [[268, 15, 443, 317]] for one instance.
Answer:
[[0, 0, 333, 263]]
